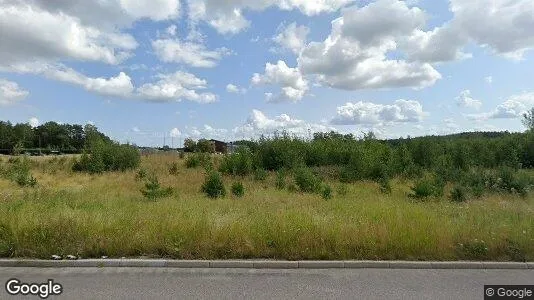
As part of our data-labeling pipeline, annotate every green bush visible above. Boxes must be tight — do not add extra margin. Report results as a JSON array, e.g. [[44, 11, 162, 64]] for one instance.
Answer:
[[185, 153, 211, 169], [136, 168, 148, 181], [219, 148, 254, 176], [253, 168, 268, 181], [0, 157, 38, 187], [294, 167, 322, 193], [73, 139, 140, 173], [450, 185, 468, 203], [409, 176, 444, 199], [140, 175, 173, 200], [201, 171, 226, 198], [321, 184, 333, 200], [378, 177, 392, 194], [458, 239, 489, 260], [231, 182, 245, 197], [275, 170, 286, 190]]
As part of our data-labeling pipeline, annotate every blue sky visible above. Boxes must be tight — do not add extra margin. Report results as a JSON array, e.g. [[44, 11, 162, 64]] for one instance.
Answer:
[[1, 0, 534, 146]]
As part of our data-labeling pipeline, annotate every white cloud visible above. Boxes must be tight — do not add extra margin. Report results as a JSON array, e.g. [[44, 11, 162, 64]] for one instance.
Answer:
[[119, 0, 180, 21], [137, 71, 217, 103], [485, 76, 493, 84], [467, 92, 534, 120], [170, 128, 182, 138], [166, 25, 178, 36], [404, 0, 534, 62], [226, 84, 246, 94], [448, 0, 534, 60], [297, 0, 441, 90], [28, 117, 39, 128], [152, 38, 230, 68], [186, 0, 352, 34], [331, 100, 427, 125], [188, 125, 228, 140], [0, 79, 29, 106], [456, 90, 482, 110], [234, 109, 333, 138], [5, 63, 217, 103], [252, 60, 309, 102], [273, 22, 310, 54], [0, 3, 138, 66]]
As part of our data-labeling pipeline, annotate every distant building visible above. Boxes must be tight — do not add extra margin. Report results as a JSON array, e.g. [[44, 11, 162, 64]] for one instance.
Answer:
[[210, 139, 228, 153]]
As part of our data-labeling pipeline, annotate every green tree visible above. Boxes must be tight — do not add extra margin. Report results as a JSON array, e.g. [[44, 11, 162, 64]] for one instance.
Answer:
[[522, 107, 534, 131]]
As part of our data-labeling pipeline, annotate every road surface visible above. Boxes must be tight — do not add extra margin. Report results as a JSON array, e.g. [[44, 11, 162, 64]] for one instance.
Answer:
[[1, 267, 532, 299]]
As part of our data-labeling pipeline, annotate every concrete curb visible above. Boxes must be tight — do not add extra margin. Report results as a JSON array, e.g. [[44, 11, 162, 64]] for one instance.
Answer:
[[0, 260, 532, 269]]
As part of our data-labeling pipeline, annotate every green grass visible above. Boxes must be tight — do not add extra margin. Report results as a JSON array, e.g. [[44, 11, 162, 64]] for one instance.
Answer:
[[0, 154, 533, 261]]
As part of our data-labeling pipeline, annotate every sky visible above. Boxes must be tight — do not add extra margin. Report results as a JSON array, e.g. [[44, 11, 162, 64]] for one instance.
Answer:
[[1, 0, 534, 147]]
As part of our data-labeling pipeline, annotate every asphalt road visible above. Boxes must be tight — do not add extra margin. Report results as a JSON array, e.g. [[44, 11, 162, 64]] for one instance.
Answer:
[[0, 267, 533, 299]]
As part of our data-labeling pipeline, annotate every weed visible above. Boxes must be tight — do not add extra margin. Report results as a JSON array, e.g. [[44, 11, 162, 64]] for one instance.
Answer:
[[201, 171, 226, 198], [231, 182, 245, 198]]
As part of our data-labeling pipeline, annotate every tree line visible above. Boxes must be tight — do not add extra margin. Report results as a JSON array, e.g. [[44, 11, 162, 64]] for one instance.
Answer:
[[0, 121, 111, 154]]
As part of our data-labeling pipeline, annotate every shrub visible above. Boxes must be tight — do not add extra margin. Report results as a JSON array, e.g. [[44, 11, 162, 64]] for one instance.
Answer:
[[294, 167, 321, 193], [458, 239, 489, 260], [450, 185, 468, 203], [136, 168, 148, 181], [201, 171, 226, 198], [409, 176, 444, 199], [0, 157, 38, 187], [253, 168, 268, 181], [140, 175, 173, 200], [169, 162, 179, 175], [231, 182, 245, 197], [275, 170, 286, 190], [179, 151, 185, 159], [185, 153, 210, 169], [73, 139, 140, 173], [219, 148, 254, 176], [378, 177, 392, 194], [321, 184, 333, 200]]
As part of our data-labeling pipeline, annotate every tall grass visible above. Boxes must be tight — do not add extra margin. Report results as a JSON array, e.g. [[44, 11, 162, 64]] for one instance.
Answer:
[[0, 154, 532, 261]]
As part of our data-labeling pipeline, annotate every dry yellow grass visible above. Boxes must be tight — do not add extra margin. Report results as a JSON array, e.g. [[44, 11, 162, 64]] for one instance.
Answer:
[[0, 153, 533, 261]]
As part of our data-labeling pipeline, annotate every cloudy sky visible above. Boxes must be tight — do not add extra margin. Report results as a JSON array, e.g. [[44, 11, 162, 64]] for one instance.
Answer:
[[1, 0, 534, 146]]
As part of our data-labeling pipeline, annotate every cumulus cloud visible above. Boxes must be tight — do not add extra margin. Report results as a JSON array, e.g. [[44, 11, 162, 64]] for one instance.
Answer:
[[152, 38, 231, 68], [187, 0, 352, 34], [5, 63, 217, 103], [273, 22, 310, 54], [28, 117, 39, 128], [331, 100, 427, 125], [403, 0, 534, 62], [252, 60, 309, 102], [234, 109, 333, 138], [137, 71, 217, 103], [468, 92, 534, 120], [456, 90, 482, 110], [170, 128, 182, 138], [226, 84, 246, 94], [297, 0, 441, 90], [188, 125, 228, 140], [0, 2, 139, 66], [485, 76, 493, 84], [0, 79, 29, 105]]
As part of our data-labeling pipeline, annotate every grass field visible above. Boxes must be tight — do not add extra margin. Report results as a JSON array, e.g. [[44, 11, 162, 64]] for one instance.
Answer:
[[0, 153, 533, 261]]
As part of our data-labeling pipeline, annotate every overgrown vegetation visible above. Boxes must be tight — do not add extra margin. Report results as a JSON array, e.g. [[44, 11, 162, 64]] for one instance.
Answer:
[[1, 113, 534, 260], [201, 171, 226, 198], [140, 175, 173, 200]]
